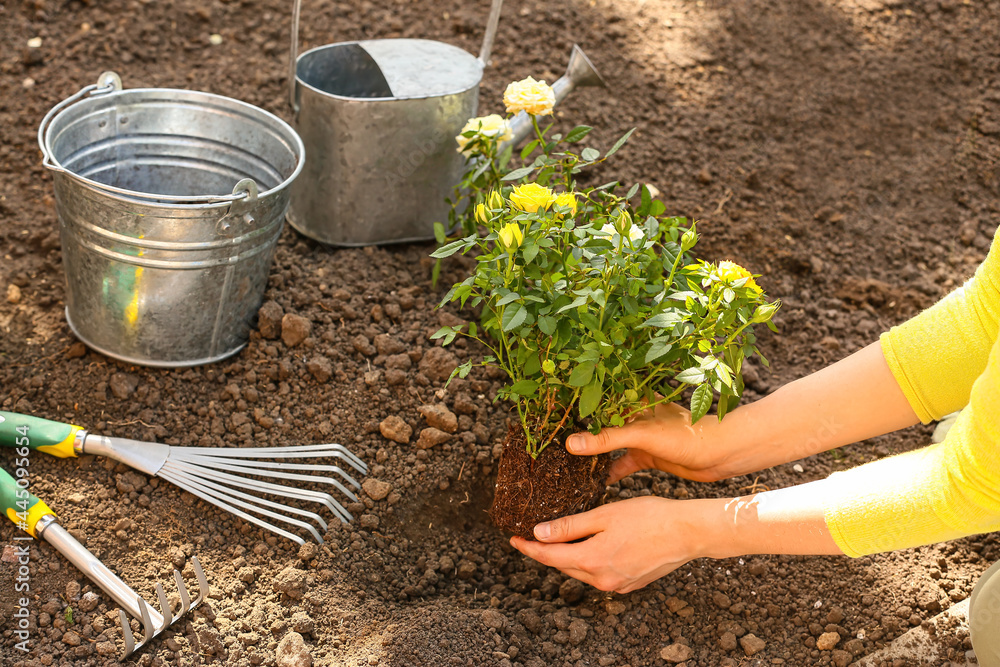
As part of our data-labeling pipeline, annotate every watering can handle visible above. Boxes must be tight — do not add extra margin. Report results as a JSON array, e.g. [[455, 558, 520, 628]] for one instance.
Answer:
[[288, 0, 504, 111]]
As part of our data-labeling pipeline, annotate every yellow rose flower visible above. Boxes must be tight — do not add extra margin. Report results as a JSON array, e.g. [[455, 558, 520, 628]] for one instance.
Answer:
[[455, 114, 513, 157], [503, 77, 556, 116], [475, 203, 489, 226], [509, 183, 556, 213], [488, 190, 505, 212], [553, 192, 577, 217], [717, 260, 762, 294], [498, 223, 524, 251]]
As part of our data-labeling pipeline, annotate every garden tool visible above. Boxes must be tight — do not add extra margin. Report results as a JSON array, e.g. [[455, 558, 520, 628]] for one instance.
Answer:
[[0, 466, 209, 658], [0, 412, 368, 546]]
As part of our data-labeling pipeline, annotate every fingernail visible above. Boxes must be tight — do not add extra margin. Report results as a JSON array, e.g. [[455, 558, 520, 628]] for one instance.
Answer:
[[566, 435, 585, 454], [534, 522, 551, 540]]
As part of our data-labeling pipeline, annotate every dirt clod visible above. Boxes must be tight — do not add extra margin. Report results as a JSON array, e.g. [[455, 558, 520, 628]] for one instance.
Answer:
[[281, 313, 311, 347], [740, 633, 767, 656], [416, 426, 452, 449], [257, 300, 284, 339], [273, 567, 310, 600], [276, 631, 313, 667], [362, 478, 393, 501], [379, 415, 412, 443], [817, 631, 841, 650], [419, 403, 459, 433], [660, 642, 694, 662]]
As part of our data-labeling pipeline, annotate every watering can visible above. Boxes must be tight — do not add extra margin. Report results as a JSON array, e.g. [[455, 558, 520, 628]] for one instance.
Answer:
[[287, 0, 606, 246]]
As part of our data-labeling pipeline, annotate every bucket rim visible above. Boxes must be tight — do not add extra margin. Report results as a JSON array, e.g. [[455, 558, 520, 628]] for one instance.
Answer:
[[41, 86, 305, 211], [295, 38, 483, 102]]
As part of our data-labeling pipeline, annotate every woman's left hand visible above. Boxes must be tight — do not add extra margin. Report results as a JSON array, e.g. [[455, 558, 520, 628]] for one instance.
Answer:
[[509, 496, 711, 593]]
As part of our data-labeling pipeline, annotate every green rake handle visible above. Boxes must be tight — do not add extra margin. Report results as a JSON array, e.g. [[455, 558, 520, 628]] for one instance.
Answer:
[[0, 412, 82, 459], [0, 466, 56, 538]]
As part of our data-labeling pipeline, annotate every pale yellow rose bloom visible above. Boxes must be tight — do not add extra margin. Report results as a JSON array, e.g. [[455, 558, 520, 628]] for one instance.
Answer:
[[455, 114, 513, 156], [498, 223, 524, 250], [717, 260, 762, 294], [553, 192, 577, 216], [503, 77, 556, 116], [597, 222, 644, 246], [488, 190, 505, 211], [509, 183, 556, 213], [475, 203, 489, 226]]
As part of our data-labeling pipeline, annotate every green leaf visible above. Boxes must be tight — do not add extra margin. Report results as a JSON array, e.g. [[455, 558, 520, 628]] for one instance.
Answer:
[[510, 379, 539, 396], [557, 295, 588, 313], [644, 338, 672, 364], [690, 383, 712, 424], [675, 367, 706, 384], [565, 125, 593, 142], [649, 199, 666, 217], [433, 221, 447, 244], [568, 361, 596, 387], [579, 378, 602, 418], [581, 147, 601, 162], [496, 291, 521, 306], [538, 315, 557, 335], [502, 304, 527, 331], [523, 353, 542, 376], [716, 362, 733, 388], [605, 128, 636, 158], [523, 242, 539, 264], [430, 239, 468, 258], [521, 140, 539, 160], [502, 166, 535, 181], [638, 309, 684, 329], [579, 312, 602, 332], [626, 183, 640, 200]]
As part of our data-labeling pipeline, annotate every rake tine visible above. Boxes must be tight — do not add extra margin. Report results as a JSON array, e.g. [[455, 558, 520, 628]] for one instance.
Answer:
[[138, 596, 154, 644], [168, 462, 357, 517], [160, 467, 328, 542], [192, 556, 210, 605], [155, 583, 172, 632], [120, 610, 135, 657], [167, 465, 331, 531], [158, 468, 308, 545], [173, 444, 368, 474], [181, 458, 361, 500], [179, 454, 363, 490], [175, 569, 191, 615]]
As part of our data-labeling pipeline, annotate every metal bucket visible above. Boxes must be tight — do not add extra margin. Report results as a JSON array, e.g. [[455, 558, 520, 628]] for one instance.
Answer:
[[38, 72, 305, 368]]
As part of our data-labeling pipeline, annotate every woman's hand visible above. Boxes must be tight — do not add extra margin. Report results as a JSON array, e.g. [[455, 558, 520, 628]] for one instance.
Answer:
[[510, 481, 844, 593], [509, 496, 708, 593]]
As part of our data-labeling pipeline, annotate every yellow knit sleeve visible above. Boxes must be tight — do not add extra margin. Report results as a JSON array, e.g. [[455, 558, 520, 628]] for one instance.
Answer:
[[825, 335, 1000, 557], [879, 227, 1000, 422]]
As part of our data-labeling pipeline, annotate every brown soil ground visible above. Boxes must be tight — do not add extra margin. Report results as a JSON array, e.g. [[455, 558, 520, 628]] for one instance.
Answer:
[[1, 0, 997, 665]]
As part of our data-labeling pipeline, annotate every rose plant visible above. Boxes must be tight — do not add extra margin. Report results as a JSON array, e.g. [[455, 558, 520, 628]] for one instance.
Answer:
[[432, 174, 779, 537]]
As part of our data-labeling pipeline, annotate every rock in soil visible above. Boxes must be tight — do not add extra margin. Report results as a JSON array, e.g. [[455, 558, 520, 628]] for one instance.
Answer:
[[379, 415, 412, 443], [276, 631, 313, 667], [415, 426, 452, 449], [281, 313, 312, 347], [257, 300, 283, 339], [660, 642, 694, 662], [418, 403, 458, 433]]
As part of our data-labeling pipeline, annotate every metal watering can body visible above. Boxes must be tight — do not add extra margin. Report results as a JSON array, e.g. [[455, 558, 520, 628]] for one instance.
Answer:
[[286, 0, 606, 247]]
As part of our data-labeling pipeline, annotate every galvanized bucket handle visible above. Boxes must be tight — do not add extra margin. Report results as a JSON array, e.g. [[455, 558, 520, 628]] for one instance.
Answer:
[[288, 0, 504, 112], [38, 72, 257, 212]]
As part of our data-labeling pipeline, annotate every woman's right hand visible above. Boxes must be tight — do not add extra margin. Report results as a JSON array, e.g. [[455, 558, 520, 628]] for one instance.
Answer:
[[566, 402, 735, 483]]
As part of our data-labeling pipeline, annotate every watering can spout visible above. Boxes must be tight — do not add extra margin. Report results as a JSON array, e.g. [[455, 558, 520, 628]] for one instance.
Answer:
[[502, 44, 607, 151]]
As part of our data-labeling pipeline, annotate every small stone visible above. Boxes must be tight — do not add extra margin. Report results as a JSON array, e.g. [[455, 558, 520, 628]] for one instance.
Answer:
[[740, 634, 766, 656], [713, 591, 732, 608], [415, 427, 452, 449], [27, 37, 42, 48], [817, 632, 840, 651], [62, 631, 81, 647], [6, 284, 22, 304], [291, 611, 315, 634], [826, 607, 845, 625], [66, 342, 87, 359], [832, 650, 852, 667], [109, 372, 138, 399], [1, 546, 16, 563], [306, 356, 332, 383], [660, 643, 693, 662], [362, 479, 392, 501], [374, 334, 406, 356], [281, 314, 312, 347], [568, 619, 589, 644], [665, 597, 688, 613], [95, 641, 116, 655], [419, 346, 459, 383], [481, 609, 507, 630], [65, 581, 81, 599], [720, 631, 738, 651], [605, 600, 626, 616], [360, 514, 379, 529], [418, 404, 458, 433], [748, 560, 767, 576], [272, 567, 309, 600], [275, 631, 312, 667], [353, 334, 376, 356], [209, 33, 223, 46], [238, 566, 256, 583], [792, 464, 804, 473], [379, 416, 412, 444], [257, 301, 283, 339]]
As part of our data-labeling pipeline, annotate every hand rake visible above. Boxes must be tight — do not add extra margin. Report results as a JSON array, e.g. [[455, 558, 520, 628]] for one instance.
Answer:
[[0, 411, 368, 545], [1, 465, 209, 658]]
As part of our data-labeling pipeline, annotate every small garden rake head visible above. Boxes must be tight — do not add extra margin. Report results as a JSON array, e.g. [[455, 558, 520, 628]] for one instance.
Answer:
[[0, 412, 369, 545], [1, 466, 209, 658]]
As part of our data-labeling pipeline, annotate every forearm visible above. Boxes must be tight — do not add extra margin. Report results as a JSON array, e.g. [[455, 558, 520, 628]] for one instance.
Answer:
[[695, 479, 844, 559], [707, 341, 920, 479]]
